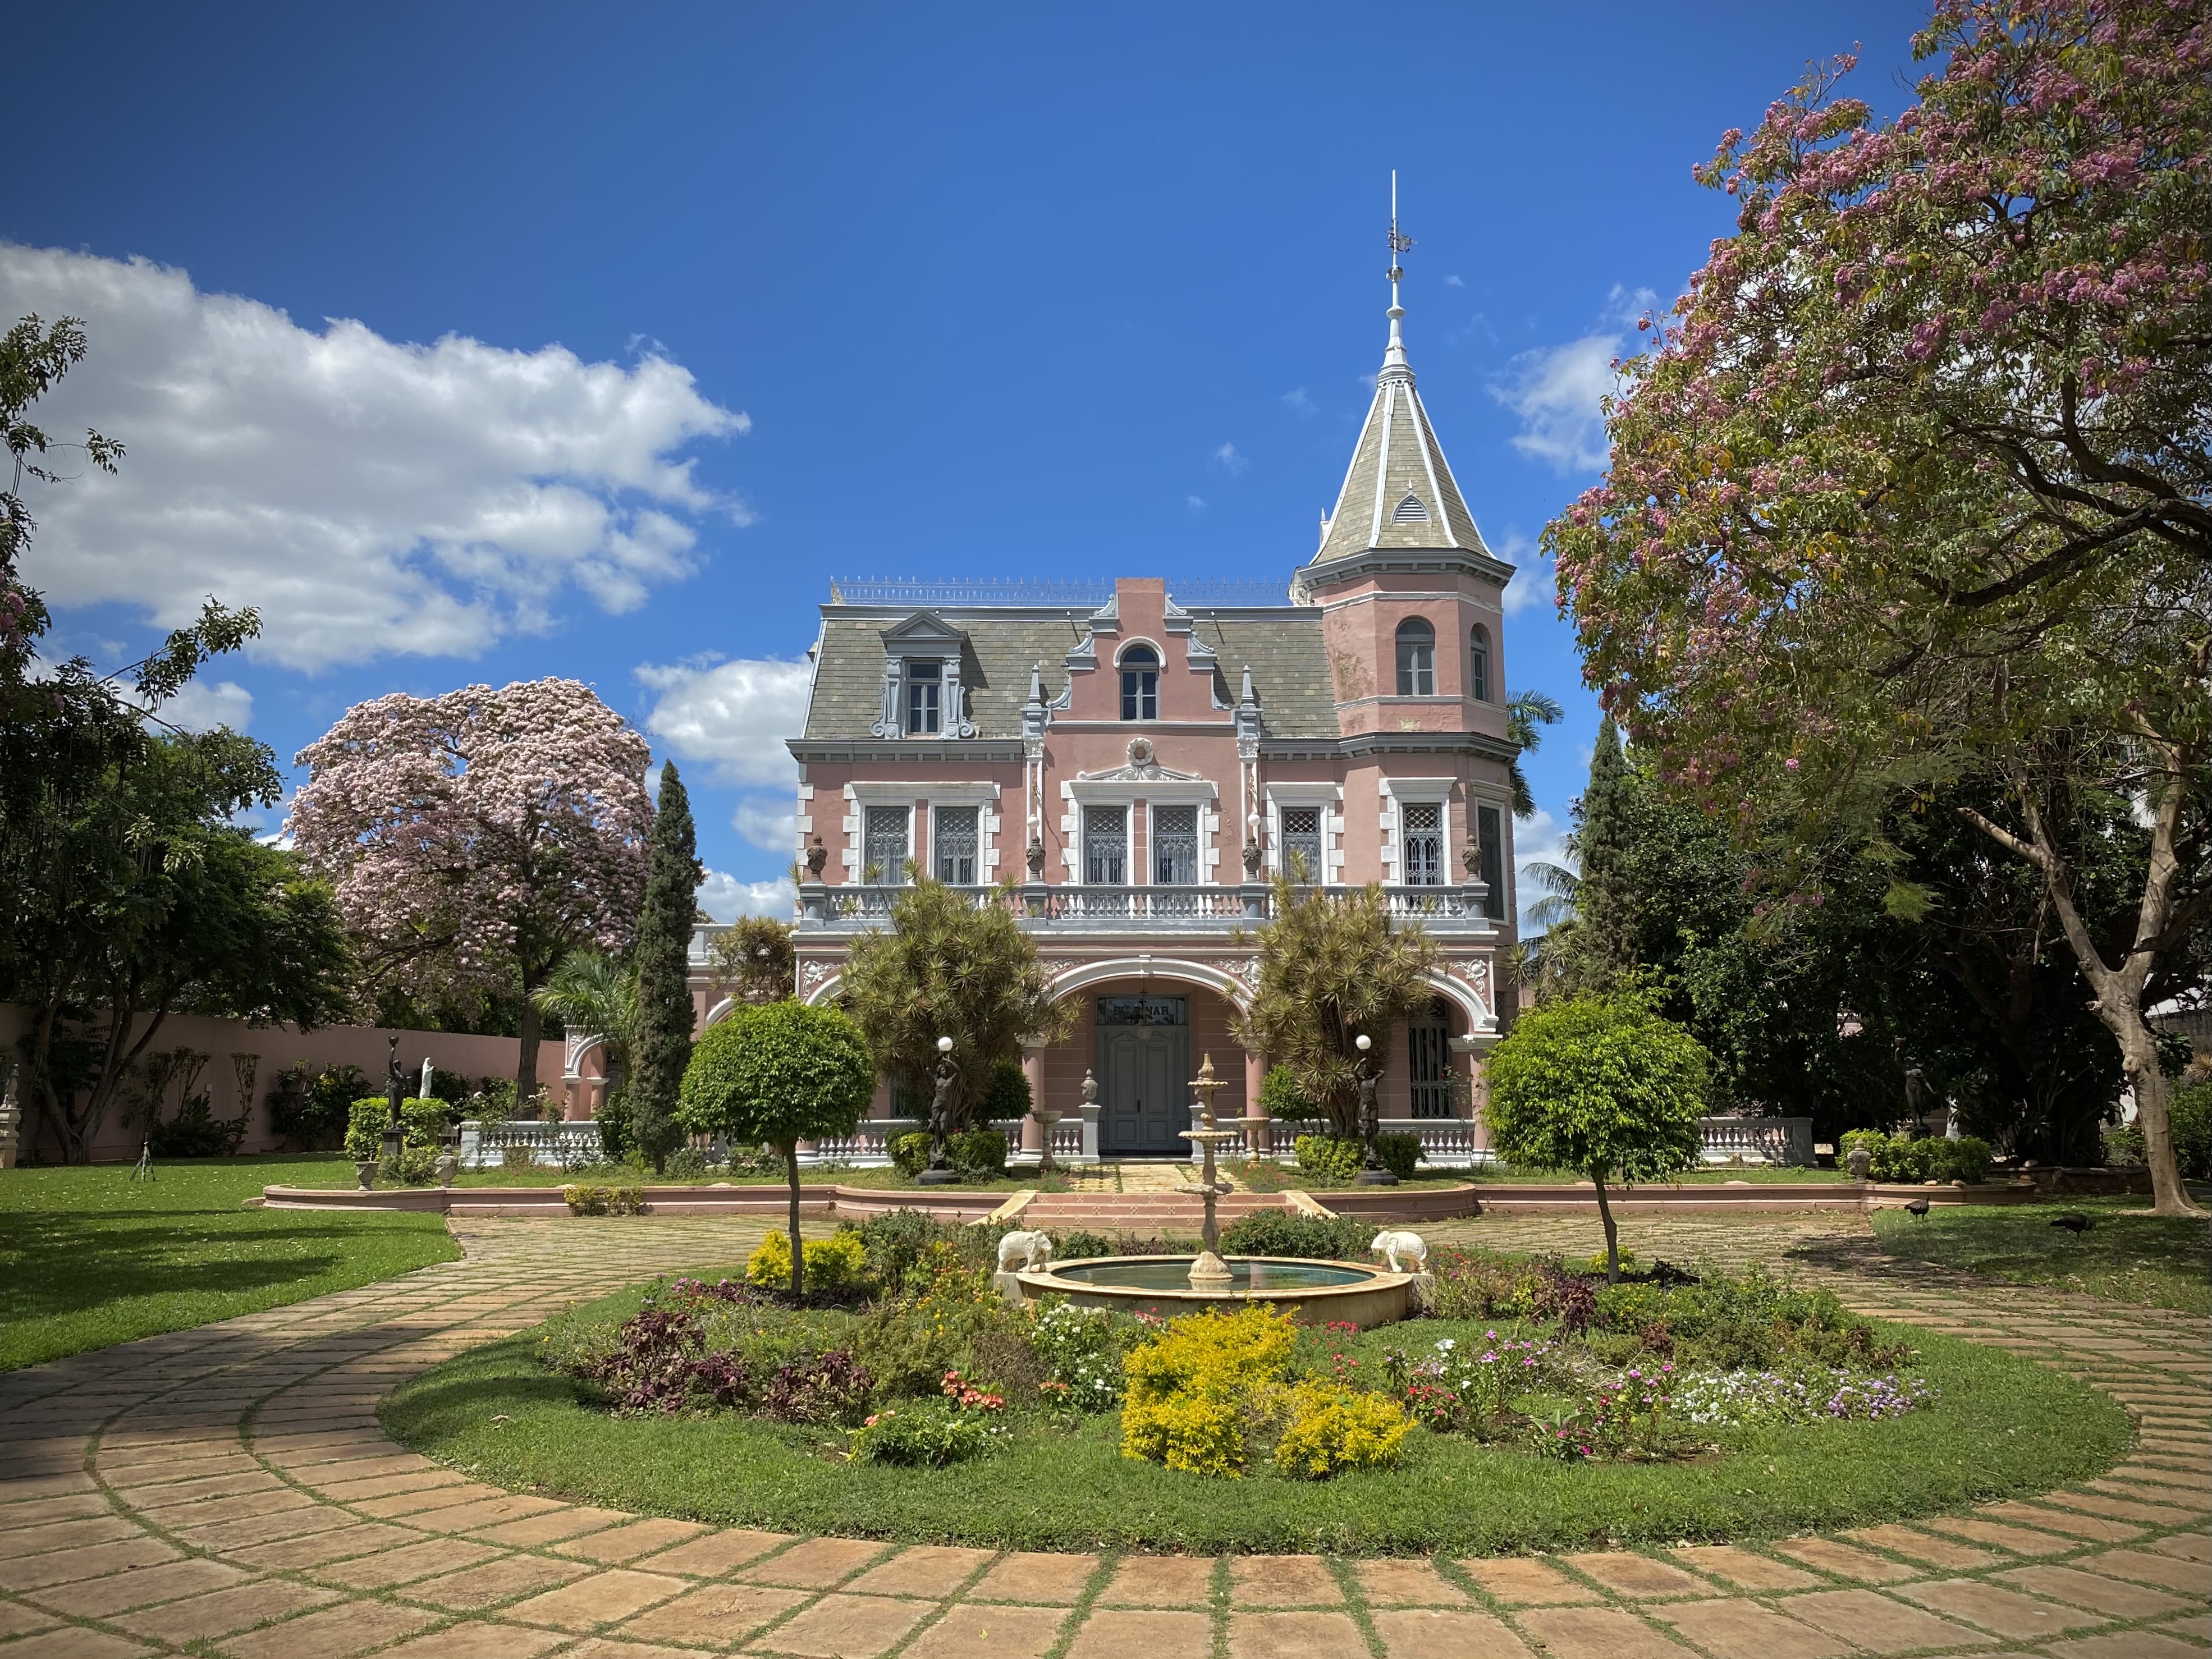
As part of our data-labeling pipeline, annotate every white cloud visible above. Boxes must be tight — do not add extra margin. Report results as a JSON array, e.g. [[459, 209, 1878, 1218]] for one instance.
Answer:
[[734, 795, 796, 853], [1511, 807, 1577, 934], [1, 245, 749, 670], [635, 654, 812, 787], [148, 677, 253, 732], [1492, 334, 1622, 473], [1187, 495, 1207, 514], [1442, 274, 1465, 288], [1490, 530, 1548, 617], [1490, 285, 1660, 475], [1280, 387, 1316, 416], [697, 870, 796, 922], [1211, 441, 1247, 476]]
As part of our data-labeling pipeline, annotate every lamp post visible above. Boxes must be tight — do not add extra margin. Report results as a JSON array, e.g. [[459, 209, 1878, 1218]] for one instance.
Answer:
[[918, 1035, 960, 1185], [1353, 1032, 1397, 1187]]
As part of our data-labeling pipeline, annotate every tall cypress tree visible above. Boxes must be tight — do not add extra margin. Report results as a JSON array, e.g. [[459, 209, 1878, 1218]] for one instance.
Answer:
[[1570, 717, 1639, 993], [630, 760, 700, 1172]]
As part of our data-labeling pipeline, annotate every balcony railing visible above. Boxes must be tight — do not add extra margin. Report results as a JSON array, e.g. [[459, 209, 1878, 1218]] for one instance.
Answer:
[[791, 881, 1497, 933]]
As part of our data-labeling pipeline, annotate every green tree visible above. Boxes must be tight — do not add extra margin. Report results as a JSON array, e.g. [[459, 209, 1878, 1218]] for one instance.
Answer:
[[1505, 690, 1564, 820], [1483, 996, 1709, 1281], [677, 1000, 874, 1295], [1547, 1, 2210, 1212], [1234, 876, 1440, 1136], [532, 950, 639, 1156], [629, 761, 702, 1173], [7, 732, 352, 1161], [839, 879, 1071, 1127], [708, 915, 796, 1007]]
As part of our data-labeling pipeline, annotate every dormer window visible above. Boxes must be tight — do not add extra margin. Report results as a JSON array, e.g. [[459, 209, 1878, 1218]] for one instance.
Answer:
[[1120, 645, 1158, 721], [1392, 493, 1430, 523], [905, 662, 941, 735], [1395, 618, 1435, 696]]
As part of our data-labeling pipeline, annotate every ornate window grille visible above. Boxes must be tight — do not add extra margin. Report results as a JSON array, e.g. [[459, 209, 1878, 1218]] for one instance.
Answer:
[[1280, 806, 1323, 883], [933, 805, 978, 884], [1408, 1003, 1453, 1118], [1153, 805, 1198, 885], [1084, 805, 1128, 885], [1401, 801, 1444, 886], [863, 805, 909, 885]]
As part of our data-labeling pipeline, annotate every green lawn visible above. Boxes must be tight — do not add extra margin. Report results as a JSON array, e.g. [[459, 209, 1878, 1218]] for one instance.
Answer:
[[383, 1287, 2123, 1555], [0, 1154, 461, 1371], [1872, 1196, 2211, 1314]]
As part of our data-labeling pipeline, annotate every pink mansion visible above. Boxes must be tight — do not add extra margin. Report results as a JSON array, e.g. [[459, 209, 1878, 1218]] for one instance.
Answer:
[[697, 285, 1522, 1161]]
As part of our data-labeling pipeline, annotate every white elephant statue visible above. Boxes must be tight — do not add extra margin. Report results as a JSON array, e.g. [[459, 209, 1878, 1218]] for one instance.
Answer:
[[997, 1229, 1053, 1273], [1371, 1229, 1428, 1274]]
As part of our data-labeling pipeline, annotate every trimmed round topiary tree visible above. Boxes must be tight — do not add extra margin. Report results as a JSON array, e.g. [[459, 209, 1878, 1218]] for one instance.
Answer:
[[677, 1000, 875, 1295], [1484, 996, 1709, 1282]]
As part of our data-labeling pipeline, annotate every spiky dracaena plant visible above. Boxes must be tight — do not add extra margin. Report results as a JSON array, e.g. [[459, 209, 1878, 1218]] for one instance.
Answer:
[[1233, 877, 1440, 1136]]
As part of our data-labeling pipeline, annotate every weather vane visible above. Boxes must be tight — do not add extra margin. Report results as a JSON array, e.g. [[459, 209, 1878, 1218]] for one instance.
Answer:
[[1388, 169, 1414, 285]]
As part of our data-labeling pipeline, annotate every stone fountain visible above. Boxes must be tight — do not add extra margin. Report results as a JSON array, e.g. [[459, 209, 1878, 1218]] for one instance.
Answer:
[[1181, 1053, 1242, 1287]]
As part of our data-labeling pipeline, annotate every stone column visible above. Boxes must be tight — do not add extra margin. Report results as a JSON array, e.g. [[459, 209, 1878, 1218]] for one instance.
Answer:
[[1242, 1048, 1270, 1157], [1019, 1043, 1046, 1154]]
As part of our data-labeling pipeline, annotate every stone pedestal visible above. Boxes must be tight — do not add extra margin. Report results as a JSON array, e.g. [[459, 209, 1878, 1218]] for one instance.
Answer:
[[991, 1270, 1027, 1305]]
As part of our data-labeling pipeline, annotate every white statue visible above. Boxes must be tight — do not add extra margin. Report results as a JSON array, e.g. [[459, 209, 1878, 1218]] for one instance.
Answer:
[[996, 1230, 1053, 1273], [1371, 1229, 1428, 1274]]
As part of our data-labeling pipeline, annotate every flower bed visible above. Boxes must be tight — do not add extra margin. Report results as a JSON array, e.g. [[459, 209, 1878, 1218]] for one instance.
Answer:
[[384, 1212, 2128, 1552]]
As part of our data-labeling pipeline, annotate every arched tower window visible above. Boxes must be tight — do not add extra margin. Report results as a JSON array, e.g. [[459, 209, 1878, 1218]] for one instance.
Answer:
[[1469, 625, 1492, 703], [1395, 618, 1435, 696], [1119, 644, 1158, 721]]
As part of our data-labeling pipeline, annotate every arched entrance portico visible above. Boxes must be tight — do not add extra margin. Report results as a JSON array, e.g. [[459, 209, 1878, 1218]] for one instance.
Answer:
[[1038, 959, 1251, 1158]]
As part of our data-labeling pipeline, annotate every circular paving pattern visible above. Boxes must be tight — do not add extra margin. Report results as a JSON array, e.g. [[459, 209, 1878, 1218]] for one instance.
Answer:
[[1, 1211, 2205, 1659]]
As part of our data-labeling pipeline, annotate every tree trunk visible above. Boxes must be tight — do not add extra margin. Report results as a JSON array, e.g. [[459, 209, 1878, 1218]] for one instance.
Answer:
[[516, 992, 542, 1112], [783, 1139, 804, 1299], [1959, 758, 2200, 1218], [1592, 1170, 1621, 1282]]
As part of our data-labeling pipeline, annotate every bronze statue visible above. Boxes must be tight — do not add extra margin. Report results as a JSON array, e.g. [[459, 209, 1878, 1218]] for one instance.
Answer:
[[919, 1050, 960, 1184]]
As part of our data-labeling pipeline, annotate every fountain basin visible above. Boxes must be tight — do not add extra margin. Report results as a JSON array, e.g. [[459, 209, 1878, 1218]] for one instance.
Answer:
[[1014, 1255, 1410, 1327]]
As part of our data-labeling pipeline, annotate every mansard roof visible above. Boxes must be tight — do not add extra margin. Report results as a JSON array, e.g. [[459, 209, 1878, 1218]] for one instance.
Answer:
[[801, 604, 1339, 741], [1309, 303, 1491, 568]]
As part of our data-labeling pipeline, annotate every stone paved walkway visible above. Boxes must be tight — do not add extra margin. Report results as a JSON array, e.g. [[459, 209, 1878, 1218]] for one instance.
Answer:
[[1, 1211, 2205, 1659]]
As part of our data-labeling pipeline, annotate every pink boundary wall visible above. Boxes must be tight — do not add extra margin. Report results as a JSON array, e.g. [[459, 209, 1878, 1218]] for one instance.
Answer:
[[0, 1003, 566, 1165]]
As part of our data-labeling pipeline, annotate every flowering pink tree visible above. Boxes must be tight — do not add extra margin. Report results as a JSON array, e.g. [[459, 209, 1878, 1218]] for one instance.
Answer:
[[1546, 0, 2209, 1213], [290, 679, 653, 1103]]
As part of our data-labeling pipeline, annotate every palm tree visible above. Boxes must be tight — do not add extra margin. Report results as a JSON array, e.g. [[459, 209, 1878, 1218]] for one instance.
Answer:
[[1505, 690, 1563, 818], [532, 950, 639, 1093]]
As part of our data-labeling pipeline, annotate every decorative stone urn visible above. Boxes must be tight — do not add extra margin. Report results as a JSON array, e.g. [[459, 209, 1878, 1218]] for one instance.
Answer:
[[1027, 838, 1046, 877], [1243, 839, 1265, 877], [805, 836, 829, 878], [1847, 1143, 1872, 1181], [354, 1160, 377, 1193]]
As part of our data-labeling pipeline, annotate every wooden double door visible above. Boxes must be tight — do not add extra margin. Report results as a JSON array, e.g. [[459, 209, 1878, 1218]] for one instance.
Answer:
[[1096, 995, 1189, 1157]]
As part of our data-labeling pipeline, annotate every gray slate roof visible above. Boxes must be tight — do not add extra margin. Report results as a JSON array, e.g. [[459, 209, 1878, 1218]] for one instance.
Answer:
[[1311, 327, 1490, 567], [803, 606, 1340, 741]]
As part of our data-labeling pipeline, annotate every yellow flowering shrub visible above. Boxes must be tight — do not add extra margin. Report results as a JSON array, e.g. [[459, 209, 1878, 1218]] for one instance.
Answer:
[[1271, 1382, 1410, 1479], [1119, 1306, 1298, 1478], [745, 1230, 867, 1291]]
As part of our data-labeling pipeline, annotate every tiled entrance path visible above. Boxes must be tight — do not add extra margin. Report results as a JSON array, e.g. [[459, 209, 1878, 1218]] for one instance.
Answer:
[[1, 1210, 2205, 1659]]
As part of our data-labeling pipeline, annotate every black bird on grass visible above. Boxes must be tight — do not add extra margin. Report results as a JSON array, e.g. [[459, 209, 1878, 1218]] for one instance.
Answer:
[[1904, 1197, 1931, 1220], [2053, 1211, 2093, 1239]]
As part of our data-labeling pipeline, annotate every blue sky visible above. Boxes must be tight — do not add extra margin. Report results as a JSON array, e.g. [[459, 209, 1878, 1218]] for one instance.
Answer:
[[2, 0, 1933, 918]]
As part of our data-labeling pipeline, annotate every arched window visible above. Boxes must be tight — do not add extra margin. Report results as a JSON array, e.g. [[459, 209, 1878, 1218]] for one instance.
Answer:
[[1395, 618, 1435, 696], [1119, 644, 1158, 721], [1468, 625, 1492, 703]]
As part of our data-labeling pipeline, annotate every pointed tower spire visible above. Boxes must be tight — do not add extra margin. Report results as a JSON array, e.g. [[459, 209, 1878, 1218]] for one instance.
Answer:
[[1304, 175, 1492, 570], [1384, 168, 1412, 375]]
